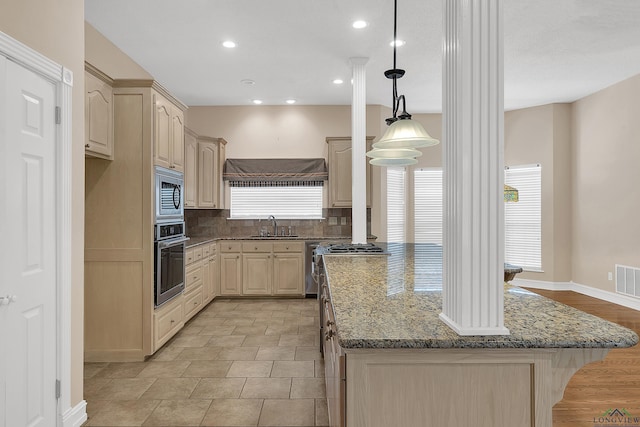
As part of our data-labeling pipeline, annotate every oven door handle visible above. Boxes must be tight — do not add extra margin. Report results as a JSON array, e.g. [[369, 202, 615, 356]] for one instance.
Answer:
[[157, 236, 190, 249]]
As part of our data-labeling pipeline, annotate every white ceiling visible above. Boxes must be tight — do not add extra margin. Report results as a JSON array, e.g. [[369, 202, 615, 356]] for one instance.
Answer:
[[85, 0, 640, 113]]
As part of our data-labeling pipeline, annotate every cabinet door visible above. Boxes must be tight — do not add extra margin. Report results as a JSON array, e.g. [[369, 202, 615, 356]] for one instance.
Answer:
[[171, 108, 184, 172], [273, 253, 303, 295], [217, 142, 226, 209], [242, 253, 272, 295], [154, 95, 172, 169], [202, 257, 211, 304], [220, 253, 242, 295], [198, 141, 218, 208], [85, 71, 113, 159], [184, 131, 198, 208], [327, 137, 373, 207], [210, 253, 219, 299]]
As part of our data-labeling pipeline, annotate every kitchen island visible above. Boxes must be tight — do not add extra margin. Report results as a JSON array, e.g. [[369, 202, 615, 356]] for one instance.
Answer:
[[319, 243, 638, 427]]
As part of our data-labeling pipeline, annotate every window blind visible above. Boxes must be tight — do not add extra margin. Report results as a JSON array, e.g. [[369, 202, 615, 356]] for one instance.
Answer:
[[230, 186, 323, 219], [414, 169, 443, 245], [504, 164, 542, 271], [386, 168, 406, 242]]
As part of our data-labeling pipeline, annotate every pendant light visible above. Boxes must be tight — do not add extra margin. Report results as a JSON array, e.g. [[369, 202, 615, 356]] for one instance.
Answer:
[[367, 0, 440, 166]]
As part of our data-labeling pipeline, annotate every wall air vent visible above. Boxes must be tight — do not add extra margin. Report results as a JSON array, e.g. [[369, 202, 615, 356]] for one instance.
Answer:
[[615, 264, 640, 299]]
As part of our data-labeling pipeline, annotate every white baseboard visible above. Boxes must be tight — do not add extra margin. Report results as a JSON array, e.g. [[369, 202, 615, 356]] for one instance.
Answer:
[[62, 400, 87, 427], [512, 278, 640, 311]]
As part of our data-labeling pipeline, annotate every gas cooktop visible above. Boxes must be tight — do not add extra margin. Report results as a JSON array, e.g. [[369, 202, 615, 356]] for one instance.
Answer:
[[325, 243, 386, 254]]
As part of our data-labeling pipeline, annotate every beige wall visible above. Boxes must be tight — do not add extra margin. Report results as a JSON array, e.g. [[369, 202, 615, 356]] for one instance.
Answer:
[[0, 0, 85, 405], [85, 22, 152, 79], [504, 104, 572, 283], [572, 74, 640, 292], [186, 105, 388, 236]]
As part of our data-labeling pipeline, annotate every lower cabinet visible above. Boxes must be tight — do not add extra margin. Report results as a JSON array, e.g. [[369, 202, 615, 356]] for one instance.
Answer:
[[220, 242, 243, 296], [273, 243, 304, 295], [153, 294, 184, 352], [243, 253, 273, 295]]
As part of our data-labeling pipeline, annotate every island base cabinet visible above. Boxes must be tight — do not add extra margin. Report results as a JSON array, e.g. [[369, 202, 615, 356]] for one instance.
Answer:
[[336, 348, 609, 427]]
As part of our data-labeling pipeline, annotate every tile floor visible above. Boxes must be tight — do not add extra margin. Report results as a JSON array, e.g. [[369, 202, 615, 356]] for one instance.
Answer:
[[83, 298, 328, 427]]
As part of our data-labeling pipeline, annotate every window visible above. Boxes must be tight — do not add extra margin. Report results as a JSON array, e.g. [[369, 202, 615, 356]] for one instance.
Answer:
[[414, 169, 443, 244], [413, 169, 443, 289], [386, 168, 406, 242], [230, 185, 323, 219], [504, 164, 542, 272]]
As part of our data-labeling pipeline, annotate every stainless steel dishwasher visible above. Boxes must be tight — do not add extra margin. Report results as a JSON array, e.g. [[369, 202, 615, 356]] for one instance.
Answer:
[[304, 241, 320, 296]]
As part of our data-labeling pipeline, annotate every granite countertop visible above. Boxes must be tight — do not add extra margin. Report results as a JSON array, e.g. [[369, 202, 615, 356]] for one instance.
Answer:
[[322, 243, 638, 350], [185, 235, 374, 248]]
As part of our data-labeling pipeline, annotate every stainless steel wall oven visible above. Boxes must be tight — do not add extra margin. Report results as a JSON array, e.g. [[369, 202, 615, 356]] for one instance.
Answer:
[[154, 222, 188, 307]]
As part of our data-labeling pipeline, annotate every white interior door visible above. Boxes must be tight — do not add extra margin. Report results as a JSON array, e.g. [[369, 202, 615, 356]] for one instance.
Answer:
[[0, 54, 58, 427]]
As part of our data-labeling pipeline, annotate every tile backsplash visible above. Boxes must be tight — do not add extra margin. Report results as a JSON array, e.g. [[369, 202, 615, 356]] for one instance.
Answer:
[[185, 208, 371, 238]]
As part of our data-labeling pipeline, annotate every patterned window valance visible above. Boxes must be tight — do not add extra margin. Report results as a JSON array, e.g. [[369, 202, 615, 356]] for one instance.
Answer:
[[223, 158, 328, 187]]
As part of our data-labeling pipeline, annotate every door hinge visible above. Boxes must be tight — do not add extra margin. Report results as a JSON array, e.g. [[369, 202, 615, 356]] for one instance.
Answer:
[[55, 379, 61, 399], [55, 106, 61, 124]]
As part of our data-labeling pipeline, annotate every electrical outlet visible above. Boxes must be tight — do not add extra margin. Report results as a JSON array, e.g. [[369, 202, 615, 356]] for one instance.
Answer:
[[608, 272, 613, 281], [328, 217, 338, 226], [341, 217, 347, 225]]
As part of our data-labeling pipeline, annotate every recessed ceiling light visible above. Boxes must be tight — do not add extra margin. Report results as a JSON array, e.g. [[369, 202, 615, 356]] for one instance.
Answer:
[[252, 99, 263, 105], [333, 79, 344, 85], [285, 99, 296, 104], [390, 39, 405, 47], [352, 20, 368, 29], [240, 79, 255, 85], [222, 40, 237, 48]]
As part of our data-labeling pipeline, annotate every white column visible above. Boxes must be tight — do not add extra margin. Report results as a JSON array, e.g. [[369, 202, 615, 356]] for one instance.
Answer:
[[350, 57, 368, 244], [440, 0, 508, 335]]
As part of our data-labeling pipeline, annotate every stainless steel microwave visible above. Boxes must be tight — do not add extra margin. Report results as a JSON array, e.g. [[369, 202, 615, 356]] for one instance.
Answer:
[[155, 166, 184, 223]]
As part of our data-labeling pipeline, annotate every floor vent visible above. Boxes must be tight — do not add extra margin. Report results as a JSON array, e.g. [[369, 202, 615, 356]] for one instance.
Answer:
[[616, 264, 640, 298]]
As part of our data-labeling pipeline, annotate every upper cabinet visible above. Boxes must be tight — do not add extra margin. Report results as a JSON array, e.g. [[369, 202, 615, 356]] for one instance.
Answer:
[[326, 136, 374, 207], [154, 93, 184, 172], [84, 64, 114, 160], [183, 128, 227, 210], [184, 128, 198, 208]]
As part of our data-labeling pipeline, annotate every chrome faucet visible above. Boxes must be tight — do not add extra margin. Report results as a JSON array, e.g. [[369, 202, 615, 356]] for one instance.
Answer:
[[267, 215, 277, 236]]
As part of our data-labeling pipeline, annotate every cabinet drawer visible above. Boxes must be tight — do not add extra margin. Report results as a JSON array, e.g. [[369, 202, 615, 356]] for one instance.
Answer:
[[202, 244, 211, 259], [186, 247, 203, 265], [154, 296, 184, 351], [242, 242, 273, 253], [185, 263, 203, 289], [209, 243, 217, 256], [184, 287, 204, 321], [220, 242, 242, 252], [273, 241, 303, 252]]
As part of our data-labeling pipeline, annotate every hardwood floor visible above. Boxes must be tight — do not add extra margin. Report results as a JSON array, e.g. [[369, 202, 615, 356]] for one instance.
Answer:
[[526, 288, 640, 427]]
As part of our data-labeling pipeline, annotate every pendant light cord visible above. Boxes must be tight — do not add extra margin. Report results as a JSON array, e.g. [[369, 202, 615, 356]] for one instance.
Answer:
[[392, 0, 398, 119]]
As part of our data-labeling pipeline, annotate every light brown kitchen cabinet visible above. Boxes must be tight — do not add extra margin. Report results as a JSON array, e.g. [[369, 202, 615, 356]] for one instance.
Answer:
[[198, 140, 219, 208], [154, 93, 184, 172], [220, 243, 242, 296], [153, 293, 184, 353], [85, 78, 187, 362], [183, 128, 198, 208], [326, 136, 374, 208], [273, 242, 304, 295], [217, 241, 304, 297], [208, 243, 219, 302], [183, 130, 227, 209], [84, 64, 114, 160], [242, 242, 273, 295]]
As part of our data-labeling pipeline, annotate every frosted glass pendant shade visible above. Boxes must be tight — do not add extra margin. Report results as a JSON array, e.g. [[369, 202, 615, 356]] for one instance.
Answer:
[[369, 157, 418, 166], [366, 147, 422, 159], [374, 119, 440, 148]]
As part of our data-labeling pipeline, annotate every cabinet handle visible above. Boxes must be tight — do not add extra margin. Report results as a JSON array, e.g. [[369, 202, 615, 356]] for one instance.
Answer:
[[274, 254, 277, 258], [286, 246, 289, 250], [255, 247, 258, 250], [236, 255, 239, 259], [327, 320, 335, 327], [85, 143, 90, 148], [194, 301, 199, 306], [268, 255, 271, 259], [325, 330, 334, 341], [170, 319, 175, 324], [170, 165, 175, 169]]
